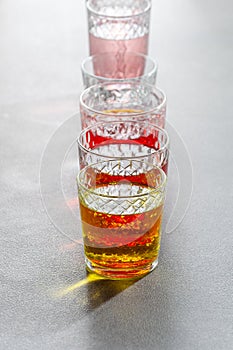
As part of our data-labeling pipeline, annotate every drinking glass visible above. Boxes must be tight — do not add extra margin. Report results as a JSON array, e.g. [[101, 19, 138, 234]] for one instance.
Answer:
[[77, 159, 166, 279], [86, 0, 151, 57], [79, 81, 166, 129], [78, 120, 169, 174], [81, 52, 158, 88]]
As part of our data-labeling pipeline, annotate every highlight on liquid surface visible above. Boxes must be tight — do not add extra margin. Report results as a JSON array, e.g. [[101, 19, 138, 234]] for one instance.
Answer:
[[79, 180, 164, 279]]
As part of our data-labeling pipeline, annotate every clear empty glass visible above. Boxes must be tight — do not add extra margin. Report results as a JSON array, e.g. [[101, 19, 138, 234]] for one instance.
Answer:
[[79, 81, 166, 129], [81, 52, 158, 88], [86, 0, 151, 56]]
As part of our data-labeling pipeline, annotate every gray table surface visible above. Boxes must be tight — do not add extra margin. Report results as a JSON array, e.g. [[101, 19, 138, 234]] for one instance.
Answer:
[[1, 0, 233, 349]]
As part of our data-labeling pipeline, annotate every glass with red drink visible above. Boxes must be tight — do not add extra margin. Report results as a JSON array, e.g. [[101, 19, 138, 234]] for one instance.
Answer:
[[78, 120, 169, 175]]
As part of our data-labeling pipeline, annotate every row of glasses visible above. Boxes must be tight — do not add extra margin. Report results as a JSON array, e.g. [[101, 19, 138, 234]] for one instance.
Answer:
[[75, 0, 169, 279]]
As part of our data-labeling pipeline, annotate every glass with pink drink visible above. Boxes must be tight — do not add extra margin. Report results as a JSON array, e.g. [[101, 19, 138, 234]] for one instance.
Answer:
[[86, 0, 151, 76]]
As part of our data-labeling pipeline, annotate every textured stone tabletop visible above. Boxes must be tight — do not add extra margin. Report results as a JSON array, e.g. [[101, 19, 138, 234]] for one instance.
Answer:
[[0, 0, 232, 349]]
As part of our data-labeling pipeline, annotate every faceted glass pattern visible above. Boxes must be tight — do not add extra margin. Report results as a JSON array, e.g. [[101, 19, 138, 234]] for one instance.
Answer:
[[78, 121, 169, 173], [87, 0, 151, 40], [78, 159, 166, 222], [80, 82, 166, 129]]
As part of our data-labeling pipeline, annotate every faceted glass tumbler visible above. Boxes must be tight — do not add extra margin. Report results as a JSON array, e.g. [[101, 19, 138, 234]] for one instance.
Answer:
[[81, 52, 158, 88], [77, 159, 166, 279], [79, 81, 166, 129], [78, 120, 169, 174], [86, 0, 151, 56]]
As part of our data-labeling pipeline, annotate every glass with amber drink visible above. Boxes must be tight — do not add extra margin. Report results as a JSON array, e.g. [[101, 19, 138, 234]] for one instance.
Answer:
[[77, 159, 166, 279], [79, 81, 166, 129]]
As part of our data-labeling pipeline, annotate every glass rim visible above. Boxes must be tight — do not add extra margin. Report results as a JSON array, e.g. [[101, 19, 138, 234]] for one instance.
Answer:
[[77, 159, 166, 199], [79, 81, 166, 117], [86, 0, 151, 19], [81, 52, 158, 83], [78, 120, 169, 158]]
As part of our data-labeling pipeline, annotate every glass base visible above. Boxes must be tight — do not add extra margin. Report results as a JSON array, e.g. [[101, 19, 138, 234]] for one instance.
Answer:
[[85, 257, 158, 280]]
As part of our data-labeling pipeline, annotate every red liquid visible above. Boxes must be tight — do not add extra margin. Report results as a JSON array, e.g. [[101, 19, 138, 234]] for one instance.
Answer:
[[80, 128, 169, 174]]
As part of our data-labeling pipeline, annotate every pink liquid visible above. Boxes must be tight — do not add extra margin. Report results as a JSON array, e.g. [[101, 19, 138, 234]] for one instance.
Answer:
[[90, 33, 149, 56], [89, 33, 149, 78]]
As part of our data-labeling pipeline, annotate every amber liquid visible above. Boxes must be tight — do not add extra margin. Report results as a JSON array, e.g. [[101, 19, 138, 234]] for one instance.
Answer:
[[79, 180, 164, 279]]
